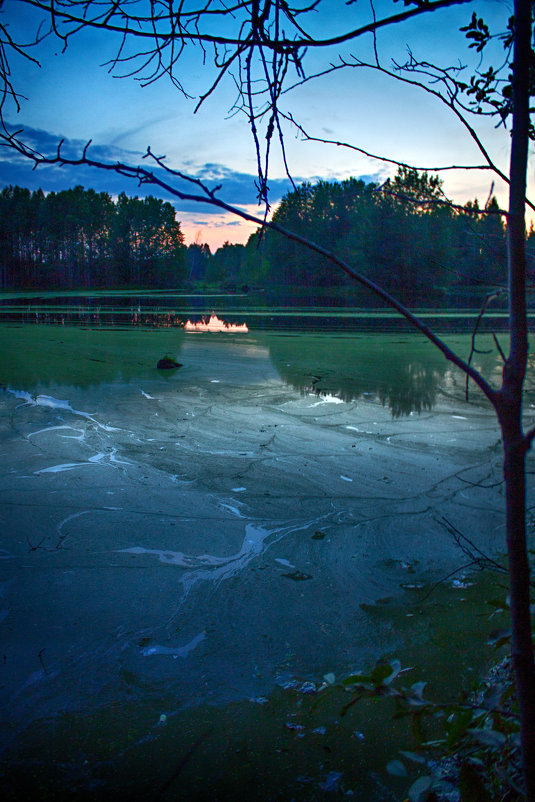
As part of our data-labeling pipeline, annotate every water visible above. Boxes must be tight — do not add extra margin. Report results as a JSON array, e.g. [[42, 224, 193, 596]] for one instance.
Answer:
[[0, 311, 532, 799], [0, 286, 527, 332]]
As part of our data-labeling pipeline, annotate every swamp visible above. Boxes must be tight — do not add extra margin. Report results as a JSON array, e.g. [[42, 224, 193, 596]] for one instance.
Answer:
[[0, 291, 533, 800]]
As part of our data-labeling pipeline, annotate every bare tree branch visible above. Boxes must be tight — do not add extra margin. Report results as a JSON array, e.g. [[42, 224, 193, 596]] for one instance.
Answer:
[[283, 56, 535, 213], [465, 290, 507, 402], [15, 0, 472, 51], [283, 110, 495, 174]]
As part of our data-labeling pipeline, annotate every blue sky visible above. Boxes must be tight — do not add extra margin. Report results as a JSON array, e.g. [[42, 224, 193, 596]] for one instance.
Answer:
[[0, 0, 523, 249]]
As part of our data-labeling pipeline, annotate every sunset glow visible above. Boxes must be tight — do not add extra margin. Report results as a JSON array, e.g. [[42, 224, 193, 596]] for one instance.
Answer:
[[184, 314, 249, 333]]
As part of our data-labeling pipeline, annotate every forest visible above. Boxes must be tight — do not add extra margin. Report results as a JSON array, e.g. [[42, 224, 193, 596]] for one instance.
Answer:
[[212, 168, 515, 304], [0, 185, 186, 289], [1, 168, 528, 301]]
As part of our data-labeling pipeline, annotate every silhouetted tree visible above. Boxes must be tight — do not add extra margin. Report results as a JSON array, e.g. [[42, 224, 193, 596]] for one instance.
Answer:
[[0, 186, 186, 288]]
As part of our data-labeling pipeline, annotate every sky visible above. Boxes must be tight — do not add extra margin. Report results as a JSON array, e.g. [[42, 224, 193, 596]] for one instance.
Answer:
[[0, 0, 525, 250]]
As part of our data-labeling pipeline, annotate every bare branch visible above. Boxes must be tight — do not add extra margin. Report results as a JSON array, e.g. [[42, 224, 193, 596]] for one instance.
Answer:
[[283, 111, 495, 175], [465, 290, 507, 402], [284, 55, 535, 213], [17, 0, 472, 51], [493, 332, 506, 363]]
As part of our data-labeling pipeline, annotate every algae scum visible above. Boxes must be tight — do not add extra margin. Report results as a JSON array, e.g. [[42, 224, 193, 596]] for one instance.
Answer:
[[0, 320, 530, 799]]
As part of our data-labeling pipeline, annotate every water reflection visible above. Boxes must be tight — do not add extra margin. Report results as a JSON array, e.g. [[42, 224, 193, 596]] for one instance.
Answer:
[[0, 288, 521, 332], [265, 334, 451, 416], [0, 324, 521, 414], [0, 325, 186, 390]]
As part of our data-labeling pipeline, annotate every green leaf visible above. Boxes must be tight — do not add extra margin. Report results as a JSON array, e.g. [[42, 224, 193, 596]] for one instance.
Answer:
[[399, 750, 427, 765], [371, 660, 401, 687], [446, 709, 474, 748], [341, 673, 371, 686], [386, 759, 407, 777], [408, 775, 433, 802], [468, 728, 507, 748], [371, 662, 392, 686]]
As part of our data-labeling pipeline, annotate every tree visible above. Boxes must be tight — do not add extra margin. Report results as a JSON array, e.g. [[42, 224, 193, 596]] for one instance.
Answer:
[[185, 241, 211, 282], [208, 241, 248, 287], [0, 185, 185, 288], [255, 169, 494, 302], [0, 0, 534, 797]]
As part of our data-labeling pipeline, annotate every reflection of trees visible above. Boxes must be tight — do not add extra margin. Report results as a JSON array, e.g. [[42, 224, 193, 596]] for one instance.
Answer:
[[0, 326, 185, 390], [265, 334, 451, 416], [267, 333, 535, 416], [376, 361, 442, 417]]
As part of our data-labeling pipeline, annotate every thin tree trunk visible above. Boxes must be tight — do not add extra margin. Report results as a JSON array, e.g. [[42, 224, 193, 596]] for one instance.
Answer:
[[499, 412, 535, 799], [499, 0, 535, 797]]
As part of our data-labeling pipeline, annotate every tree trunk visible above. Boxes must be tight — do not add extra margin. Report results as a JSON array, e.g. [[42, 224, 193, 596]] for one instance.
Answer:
[[499, 410, 535, 799], [500, 1, 535, 797]]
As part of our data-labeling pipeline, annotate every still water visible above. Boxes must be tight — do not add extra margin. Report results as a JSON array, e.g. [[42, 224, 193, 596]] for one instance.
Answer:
[[0, 303, 533, 800]]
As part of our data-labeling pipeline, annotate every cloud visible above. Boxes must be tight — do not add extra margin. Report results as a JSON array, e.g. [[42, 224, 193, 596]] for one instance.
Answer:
[[0, 123, 390, 248], [0, 123, 296, 213]]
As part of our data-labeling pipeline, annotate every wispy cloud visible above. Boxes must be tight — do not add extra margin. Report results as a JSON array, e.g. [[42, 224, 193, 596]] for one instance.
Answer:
[[0, 123, 387, 248], [0, 123, 295, 212]]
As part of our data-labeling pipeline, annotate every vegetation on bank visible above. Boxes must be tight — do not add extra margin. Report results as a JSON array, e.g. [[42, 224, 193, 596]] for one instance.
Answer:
[[3, 168, 533, 303]]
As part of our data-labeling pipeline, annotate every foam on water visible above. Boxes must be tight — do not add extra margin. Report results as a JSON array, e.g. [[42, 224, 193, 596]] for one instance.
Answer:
[[8, 389, 120, 432], [141, 631, 206, 658], [119, 519, 316, 601]]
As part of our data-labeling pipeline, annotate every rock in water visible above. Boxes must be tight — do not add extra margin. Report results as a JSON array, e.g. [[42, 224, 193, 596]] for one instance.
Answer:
[[157, 357, 182, 370]]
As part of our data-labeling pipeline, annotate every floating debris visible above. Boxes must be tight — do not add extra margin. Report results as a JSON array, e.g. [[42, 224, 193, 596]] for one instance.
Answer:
[[451, 578, 474, 589], [282, 570, 313, 581], [157, 357, 182, 370], [285, 722, 306, 736], [277, 678, 317, 694], [319, 771, 343, 792]]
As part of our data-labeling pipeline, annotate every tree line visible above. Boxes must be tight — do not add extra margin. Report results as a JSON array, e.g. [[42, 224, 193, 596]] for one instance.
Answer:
[[242, 167, 513, 303], [189, 168, 528, 305], [0, 185, 186, 289], [2, 169, 532, 302]]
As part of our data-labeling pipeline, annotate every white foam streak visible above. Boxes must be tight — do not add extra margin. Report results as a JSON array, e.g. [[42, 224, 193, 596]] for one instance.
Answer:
[[218, 501, 246, 518], [119, 519, 316, 602], [141, 631, 205, 658], [27, 425, 85, 440], [309, 394, 344, 407], [56, 510, 92, 538], [35, 462, 97, 474], [7, 389, 120, 432], [35, 449, 131, 474], [7, 389, 35, 404]]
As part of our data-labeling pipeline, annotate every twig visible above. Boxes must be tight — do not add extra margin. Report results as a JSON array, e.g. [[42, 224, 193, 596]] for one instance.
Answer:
[[466, 290, 506, 402]]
